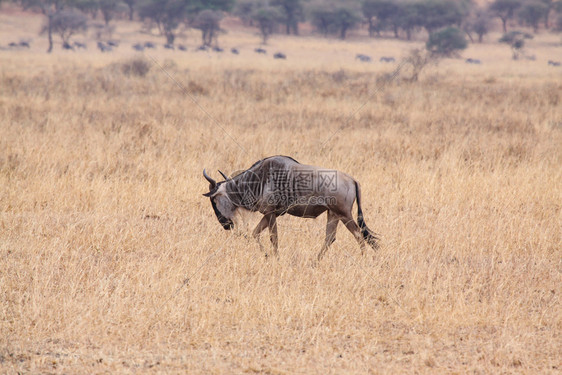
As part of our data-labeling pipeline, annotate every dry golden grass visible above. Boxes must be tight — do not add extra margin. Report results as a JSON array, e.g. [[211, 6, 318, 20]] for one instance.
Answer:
[[1, 9, 562, 374]]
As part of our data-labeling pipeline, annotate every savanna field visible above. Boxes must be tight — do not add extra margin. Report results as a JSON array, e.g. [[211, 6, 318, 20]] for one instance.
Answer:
[[1, 9, 562, 374]]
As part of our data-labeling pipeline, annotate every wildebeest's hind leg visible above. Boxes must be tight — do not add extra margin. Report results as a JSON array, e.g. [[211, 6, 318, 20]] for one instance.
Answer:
[[340, 215, 367, 255], [317, 210, 339, 261]]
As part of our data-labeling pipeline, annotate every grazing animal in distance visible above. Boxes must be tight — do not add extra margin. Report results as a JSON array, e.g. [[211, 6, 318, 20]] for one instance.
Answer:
[[548, 60, 561, 66], [465, 58, 482, 64], [97, 41, 112, 52], [73, 41, 87, 49], [144, 41, 156, 49], [203, 156, 379, 260], [231, 48, 239, 54], [132, 43, 144, 51], [255, 47, 267, 54], [178, 45, 187, 51], [107, 40, 119, 47], [356, 54, 371, 62], [213, 46, 224, 52], [164, 43, 174, 50], [379, 56, 395, 62], [197, 45, 208, 51], [62, 42, 74, 50], [274, 52, 286, 59]]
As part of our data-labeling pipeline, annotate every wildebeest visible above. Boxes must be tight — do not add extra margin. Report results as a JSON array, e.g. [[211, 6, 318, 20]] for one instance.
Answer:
[[356, 54, 371, 62], [255, 48, 267, 54], [465, 58, 482, 64], [97, 41, 112, 52], [62, 42, 74, 50], [144, 41, 156, 49], [164, 43, 175, 50], [548, 60, 561, 66], [213, 46, 224, 52], [132, 43, 144, 51], [274, 52, 286, 59], [231, 48, 240, 55], [73, 41, 87, 49], [380, 56, 395, 63], [107, 40, 119, 47], [178, 44, 187, 51], [203, 156, 379, 260], [197, 45, 208, 51]]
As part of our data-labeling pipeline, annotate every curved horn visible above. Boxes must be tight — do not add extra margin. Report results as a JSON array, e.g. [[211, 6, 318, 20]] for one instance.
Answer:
[[218, 170, 229, 180], [203, 169, 217, 189]]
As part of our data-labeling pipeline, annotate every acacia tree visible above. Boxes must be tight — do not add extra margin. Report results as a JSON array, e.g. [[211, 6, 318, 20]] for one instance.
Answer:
[[418, 0, 467, 36], [308, 0, 361, 39], [98, 0, 121, 25], [518, 1, 548, 32], [490, 0, 522, 32], [539, 0, 555, 28], [18, 0, 69, 52], [234, 0, 255, 26], [426, 26, 467, 56], [123, 0, 135, 20], [188, 0, 233, 12], [362, 0, 400, 37], [74, 0, 98, 18], [333, 3, 362, 39], [463, 8, 492, 43], [192, 9, 222, 46], [272, 0, 302, 35], [252, 5, 282, 44], [45, 8, 88, 46], [473, 10, 492, 42], [397, 1, 425, 40], [138, 0, 191, 45], [308, 1, 336, 36]]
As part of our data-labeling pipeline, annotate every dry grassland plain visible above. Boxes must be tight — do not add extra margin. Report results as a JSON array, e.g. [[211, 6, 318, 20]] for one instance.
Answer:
[[1, 9, 561, 374]]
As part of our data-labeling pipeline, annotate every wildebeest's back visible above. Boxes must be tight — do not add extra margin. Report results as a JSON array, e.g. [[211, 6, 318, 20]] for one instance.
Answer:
[[253, 156, 354, 217]]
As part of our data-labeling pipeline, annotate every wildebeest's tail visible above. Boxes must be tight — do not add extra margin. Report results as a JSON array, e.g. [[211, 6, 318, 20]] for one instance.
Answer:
[[355, 181, 379, 250]]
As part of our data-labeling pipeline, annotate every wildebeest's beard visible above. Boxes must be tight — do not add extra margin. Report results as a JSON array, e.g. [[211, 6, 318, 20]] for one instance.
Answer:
[[211, 199, 234, 230]]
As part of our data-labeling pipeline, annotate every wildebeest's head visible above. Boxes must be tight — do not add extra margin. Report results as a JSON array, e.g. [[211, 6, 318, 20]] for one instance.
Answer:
[[203, 169, 234, 230]]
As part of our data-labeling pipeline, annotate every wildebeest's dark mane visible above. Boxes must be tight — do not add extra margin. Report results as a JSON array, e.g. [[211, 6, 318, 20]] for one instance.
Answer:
[[206, 156, 300, 195], [246, 155, 300, 170]]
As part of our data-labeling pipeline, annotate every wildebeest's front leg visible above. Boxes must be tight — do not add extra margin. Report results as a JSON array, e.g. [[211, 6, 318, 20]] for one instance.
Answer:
[[317, 210, 339, 261], [252, 214, 278, 258], [252, 215, 270, 256], [266, 214, 279, 258]]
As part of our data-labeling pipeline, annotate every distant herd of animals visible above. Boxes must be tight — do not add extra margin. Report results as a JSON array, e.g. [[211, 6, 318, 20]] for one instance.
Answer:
[[1, 40, 561, 66], [0, 39, 289, 59]]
